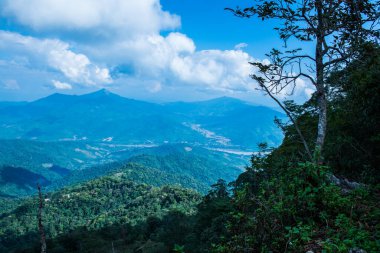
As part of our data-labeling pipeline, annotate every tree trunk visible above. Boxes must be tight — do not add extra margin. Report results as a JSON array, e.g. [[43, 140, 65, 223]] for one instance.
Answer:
[[315, 0, 327, 162], [38, 183, 47, 253], [260, 83, 313, 161], [315, 88, 327, 158]]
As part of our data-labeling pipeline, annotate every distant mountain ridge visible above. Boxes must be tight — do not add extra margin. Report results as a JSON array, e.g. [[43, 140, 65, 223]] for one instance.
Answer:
[[0, 89, 285, 150]]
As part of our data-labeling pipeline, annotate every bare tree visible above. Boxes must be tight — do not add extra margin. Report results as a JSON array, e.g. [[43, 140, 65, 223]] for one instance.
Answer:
[[227, 0, 380, 161], [37, 183, 47, 253]]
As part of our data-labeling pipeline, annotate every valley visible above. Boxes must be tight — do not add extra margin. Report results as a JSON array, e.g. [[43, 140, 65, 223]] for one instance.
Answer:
[[0, 90, 286, 252], [0, 89, 284, 149], [0, 90, 284, 198]]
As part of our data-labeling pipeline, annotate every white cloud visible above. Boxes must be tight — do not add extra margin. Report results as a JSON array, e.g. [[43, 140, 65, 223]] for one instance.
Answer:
[[295, 78, 315, 99], [2, 79, 20, 90], [2, 0, 180, 36], [170, 49, 255, 91], [94, 32, 256, 92], [304, 87, 315, 97], [278, 73, 315, 99], [0, 31, 111, 86], [234, 43, 248, 50], [51, 80, 72, 90], [249, 60, 316, 100], [270, 76, 315, 100], [47, 46, 111, 85], [0, 0, 313, 104], [147, 81, 162, 93], [166, 32, 196, 54], [0, 0, 259, 95]]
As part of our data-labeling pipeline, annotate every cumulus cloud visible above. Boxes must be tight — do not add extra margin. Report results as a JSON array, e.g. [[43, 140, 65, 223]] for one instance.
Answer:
[[106, 33, 196, 75], [2, 0, 180, 37], [166, 33, 196, 54], [0, 31, 111, 86], [90, 32, 256, 92], [170, 49, 255, 91], [0, 0, 313, 103], [51, 80, 72, 90], [0, 0, 259, 95], [1, 0, 255, 94]]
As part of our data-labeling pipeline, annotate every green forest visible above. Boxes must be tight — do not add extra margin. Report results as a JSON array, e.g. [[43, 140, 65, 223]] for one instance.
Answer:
[[0, 43, 378, 252], [0, 0, 379, 252]]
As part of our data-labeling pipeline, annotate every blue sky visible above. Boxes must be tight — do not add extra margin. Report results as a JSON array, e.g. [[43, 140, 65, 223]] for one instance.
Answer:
[[0, 0, 314, 105]]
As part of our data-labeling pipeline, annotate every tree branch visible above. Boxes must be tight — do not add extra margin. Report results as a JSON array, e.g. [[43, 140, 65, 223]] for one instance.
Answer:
[[258, 80, 313, 161]]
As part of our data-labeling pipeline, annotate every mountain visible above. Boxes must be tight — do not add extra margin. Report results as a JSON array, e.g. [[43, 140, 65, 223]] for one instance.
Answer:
[[0, 141, 245, 196], [50, 143, 245, 193], [166, 97, 284, 148], [0, 89, 205, 144], [0, 89, 285, 149], [165, 96, 250, 117], [0, 90, 283, 197], [50, 162, 212, 194], [0, 101, 27, 109]]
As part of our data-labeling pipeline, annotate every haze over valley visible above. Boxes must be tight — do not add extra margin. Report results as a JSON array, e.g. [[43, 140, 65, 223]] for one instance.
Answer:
[[0, 89, 284, 197]]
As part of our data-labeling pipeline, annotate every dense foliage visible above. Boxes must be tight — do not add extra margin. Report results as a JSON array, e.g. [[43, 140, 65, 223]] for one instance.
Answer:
[[51, 162, 211, 194], [0, 143, 244, 196], [324, 44, 380, 183], [212, 163, 379, 252], [0, 175, 201, 253], [268, 44, 380, 184], [0, 44, 379, 253], [203, 44, 380, 252]]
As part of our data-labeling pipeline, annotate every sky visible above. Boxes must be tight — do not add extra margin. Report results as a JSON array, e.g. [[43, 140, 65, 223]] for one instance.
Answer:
[[0, 0, 314, 105]]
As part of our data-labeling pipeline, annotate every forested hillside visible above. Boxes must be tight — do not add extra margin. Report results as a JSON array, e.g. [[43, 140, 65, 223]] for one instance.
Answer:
[[0, 143, 245, 196], [0, 175, 201, 253]]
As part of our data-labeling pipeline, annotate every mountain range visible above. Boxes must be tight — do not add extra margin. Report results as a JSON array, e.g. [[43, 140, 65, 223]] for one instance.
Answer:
[[0, 89, 285, 197], [0, 89, 284, 149], [0, 89, 286, 251]]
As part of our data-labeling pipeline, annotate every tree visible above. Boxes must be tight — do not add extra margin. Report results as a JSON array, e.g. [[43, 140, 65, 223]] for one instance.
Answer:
[[227, 0, 380, 161], [208, 179, 229, 199], [37, 183, 47, 253], [325, 43, 380, 182]]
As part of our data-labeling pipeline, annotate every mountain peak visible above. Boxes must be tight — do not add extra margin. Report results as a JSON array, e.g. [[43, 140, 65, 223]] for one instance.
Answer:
[[98, 88, 111, 94], [197, 96, 247, 106], [81, 89, 121, 99], [89, 88, 112, 96], [210, 96, 244, 103]]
